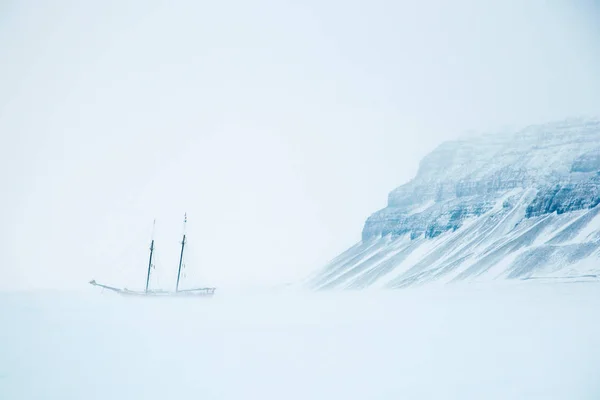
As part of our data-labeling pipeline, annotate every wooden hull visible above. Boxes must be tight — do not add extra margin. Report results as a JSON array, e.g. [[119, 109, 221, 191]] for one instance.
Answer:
[[89, 280, 215, 297]]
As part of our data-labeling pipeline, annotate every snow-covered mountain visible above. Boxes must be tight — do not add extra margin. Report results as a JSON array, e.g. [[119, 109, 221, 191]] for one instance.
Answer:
[[310, 117, 600, 290]]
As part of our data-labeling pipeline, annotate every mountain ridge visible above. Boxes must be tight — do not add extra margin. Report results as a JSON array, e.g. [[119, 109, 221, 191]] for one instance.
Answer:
[[309, 117, 600, 290]]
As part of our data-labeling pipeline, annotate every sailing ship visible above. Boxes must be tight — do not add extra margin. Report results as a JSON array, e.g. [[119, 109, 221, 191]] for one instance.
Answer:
[[89, 214, 216, 297]]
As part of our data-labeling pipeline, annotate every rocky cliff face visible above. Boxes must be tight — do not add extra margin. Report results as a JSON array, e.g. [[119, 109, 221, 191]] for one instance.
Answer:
[[309, 117, 600, 290]]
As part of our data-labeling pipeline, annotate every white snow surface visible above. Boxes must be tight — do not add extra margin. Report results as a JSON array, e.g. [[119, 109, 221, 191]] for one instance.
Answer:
[[1, 283, 600, 399]]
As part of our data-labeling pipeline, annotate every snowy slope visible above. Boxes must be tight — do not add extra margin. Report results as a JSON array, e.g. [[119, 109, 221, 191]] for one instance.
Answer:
[[310, 117, 600, 290]]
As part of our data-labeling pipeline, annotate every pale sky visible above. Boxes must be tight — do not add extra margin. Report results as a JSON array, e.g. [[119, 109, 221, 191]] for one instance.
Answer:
[[1, 0, 599, 290]]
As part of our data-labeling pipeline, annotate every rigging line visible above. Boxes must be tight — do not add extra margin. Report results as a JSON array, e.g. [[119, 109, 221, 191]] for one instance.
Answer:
[[150, 248, 161, 289], [103, 220, 158, 275]]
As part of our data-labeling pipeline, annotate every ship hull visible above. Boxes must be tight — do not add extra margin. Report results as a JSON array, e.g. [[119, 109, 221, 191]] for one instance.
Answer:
[[89, 280, 215, 297]]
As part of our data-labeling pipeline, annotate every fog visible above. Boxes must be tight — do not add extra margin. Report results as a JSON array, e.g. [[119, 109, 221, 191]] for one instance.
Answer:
[[2, 0, 600, 290]]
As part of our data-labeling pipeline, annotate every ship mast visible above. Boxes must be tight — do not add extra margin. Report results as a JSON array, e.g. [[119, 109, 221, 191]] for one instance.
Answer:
[[145, 219, 156, 293], [175, 213, 187, 292]]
